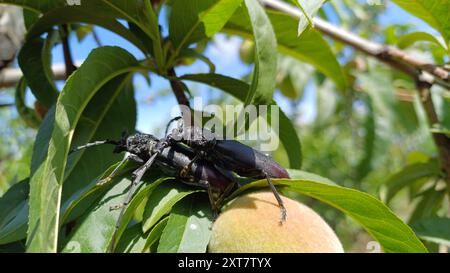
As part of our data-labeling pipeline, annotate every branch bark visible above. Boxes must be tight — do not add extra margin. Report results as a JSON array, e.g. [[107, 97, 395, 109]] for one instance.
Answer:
[[168, 68, 191, 108], [0, 64, 67, 89], [261, 0, 450, 192], [60, 25, 77, 78], [261, 0, 450, 89]]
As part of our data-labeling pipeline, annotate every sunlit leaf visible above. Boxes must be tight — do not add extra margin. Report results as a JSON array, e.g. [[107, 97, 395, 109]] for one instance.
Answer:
[[0, 179, 29, 245], [157, 195, 213, 253], [27, 46, 141, 252], [142, 183, 202, 233], [228, 179, 428, 253], [411, 217, 450, 246], [242, 0, 278, 105], [392, 0, 450, 48], [226, 8, 347, 90], [169, 0, 243, 50], [397, 31, 448, 51], [384, 160, 441, 204]]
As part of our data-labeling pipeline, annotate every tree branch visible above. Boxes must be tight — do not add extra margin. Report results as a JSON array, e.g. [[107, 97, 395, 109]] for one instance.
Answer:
[[0, 103, 14, 108], [168, 68, 191, 108], [261, 0, 450, 193], [261, 0, 450, 89], [60, 25, 77, 78], [0, 64, 67, 89]]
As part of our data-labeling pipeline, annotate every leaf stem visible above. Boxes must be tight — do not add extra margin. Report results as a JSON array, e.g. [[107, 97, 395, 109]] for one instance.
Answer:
[[168, 68, 191, 108], [60, 25, 77, 79]]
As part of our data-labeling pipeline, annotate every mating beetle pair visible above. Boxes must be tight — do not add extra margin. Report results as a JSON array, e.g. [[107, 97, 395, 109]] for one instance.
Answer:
[[70, 117, 290, 250]]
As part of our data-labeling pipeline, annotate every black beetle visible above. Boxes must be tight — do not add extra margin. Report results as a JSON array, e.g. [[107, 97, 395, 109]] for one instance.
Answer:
[[70, 132, 237, 251], [165, 117, 290, 223]]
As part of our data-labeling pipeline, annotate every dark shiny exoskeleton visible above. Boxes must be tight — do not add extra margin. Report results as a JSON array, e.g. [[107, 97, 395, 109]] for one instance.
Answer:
[[70, 132, 237, 251], [112, 133, 235, 194], [167, 120, 290, 223]]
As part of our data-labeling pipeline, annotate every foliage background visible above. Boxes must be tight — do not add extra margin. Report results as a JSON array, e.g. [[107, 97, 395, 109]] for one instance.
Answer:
[[0, 0, 449, 253]]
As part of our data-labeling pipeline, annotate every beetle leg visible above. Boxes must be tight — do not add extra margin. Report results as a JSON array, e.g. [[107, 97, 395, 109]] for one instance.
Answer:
[[165, 116, 183, 136], [207, 183, 219, 222], [97, 154, 143, 186], [109, 152, 159, 252], [264, 172, 287, 224], [213, 181, 237, 210], [179, 153, 201, 178]]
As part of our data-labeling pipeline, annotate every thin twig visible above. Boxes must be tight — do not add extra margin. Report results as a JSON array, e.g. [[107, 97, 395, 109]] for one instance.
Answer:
[[0, 64, 67, 89], [91, 28, 103, 47], [416, 78, 450, 192], [61, 25, 77, 78], [168, 68, 191, 108], [0, 103, 14, 108]]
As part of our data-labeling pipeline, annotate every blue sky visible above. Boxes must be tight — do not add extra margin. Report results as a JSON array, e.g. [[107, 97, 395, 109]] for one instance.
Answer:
[[41, 1, 436, 137]]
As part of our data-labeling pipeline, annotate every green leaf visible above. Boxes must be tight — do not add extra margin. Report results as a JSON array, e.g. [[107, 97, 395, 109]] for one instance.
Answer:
[[397, 31, 448, 51], [15, 78, 42, 129], [0, 241, 26, 253], [60, 161, 137, 225], [287, 169, 335, 185], [27, 46, 141, 252], [181, 73, 302, 169], [25, 4, 149, 54], [0, 179, 29, 245], [392, 0, 450, 47], [411, 217, 450, 247], [62, 176, 167, 253], [354, 95, 375, 181], [409, 188, 445, 224], [226, 8, 347, 90], [169, 0, 243, 51], [142, 183, 202, 233], [179, 49, 216, 73], [114, 224, 148, 253], [242, 0, 277, 105], [18, 38, 58, 109], [157, 196, 213, 253], [26, 67, 137, 250], [143, 1, 164, 69], [384, 160, 441, 204], [358, 68, 419, 133], [143, 217, 169, 252], [22, 9, 40, 29], [30, 106, 55, 176], [228, 179, 428, 253], [276, 56, 314, 99], [61, 176, 131, 253], [62, 75, 137, 223], [111, 177, 169, 252], [98, 0, 155, 40], [0, 0, 66, 13], [290, 0, 326, 35]]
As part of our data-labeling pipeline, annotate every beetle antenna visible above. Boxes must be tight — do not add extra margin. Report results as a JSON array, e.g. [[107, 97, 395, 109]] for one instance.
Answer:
[[69, 139, 118, 154], [165, 116, 183, 136]]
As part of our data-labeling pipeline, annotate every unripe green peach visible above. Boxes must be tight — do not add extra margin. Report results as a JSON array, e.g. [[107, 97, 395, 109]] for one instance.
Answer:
[[239, 40, 255, 64], [208, 191, 344, 253]]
